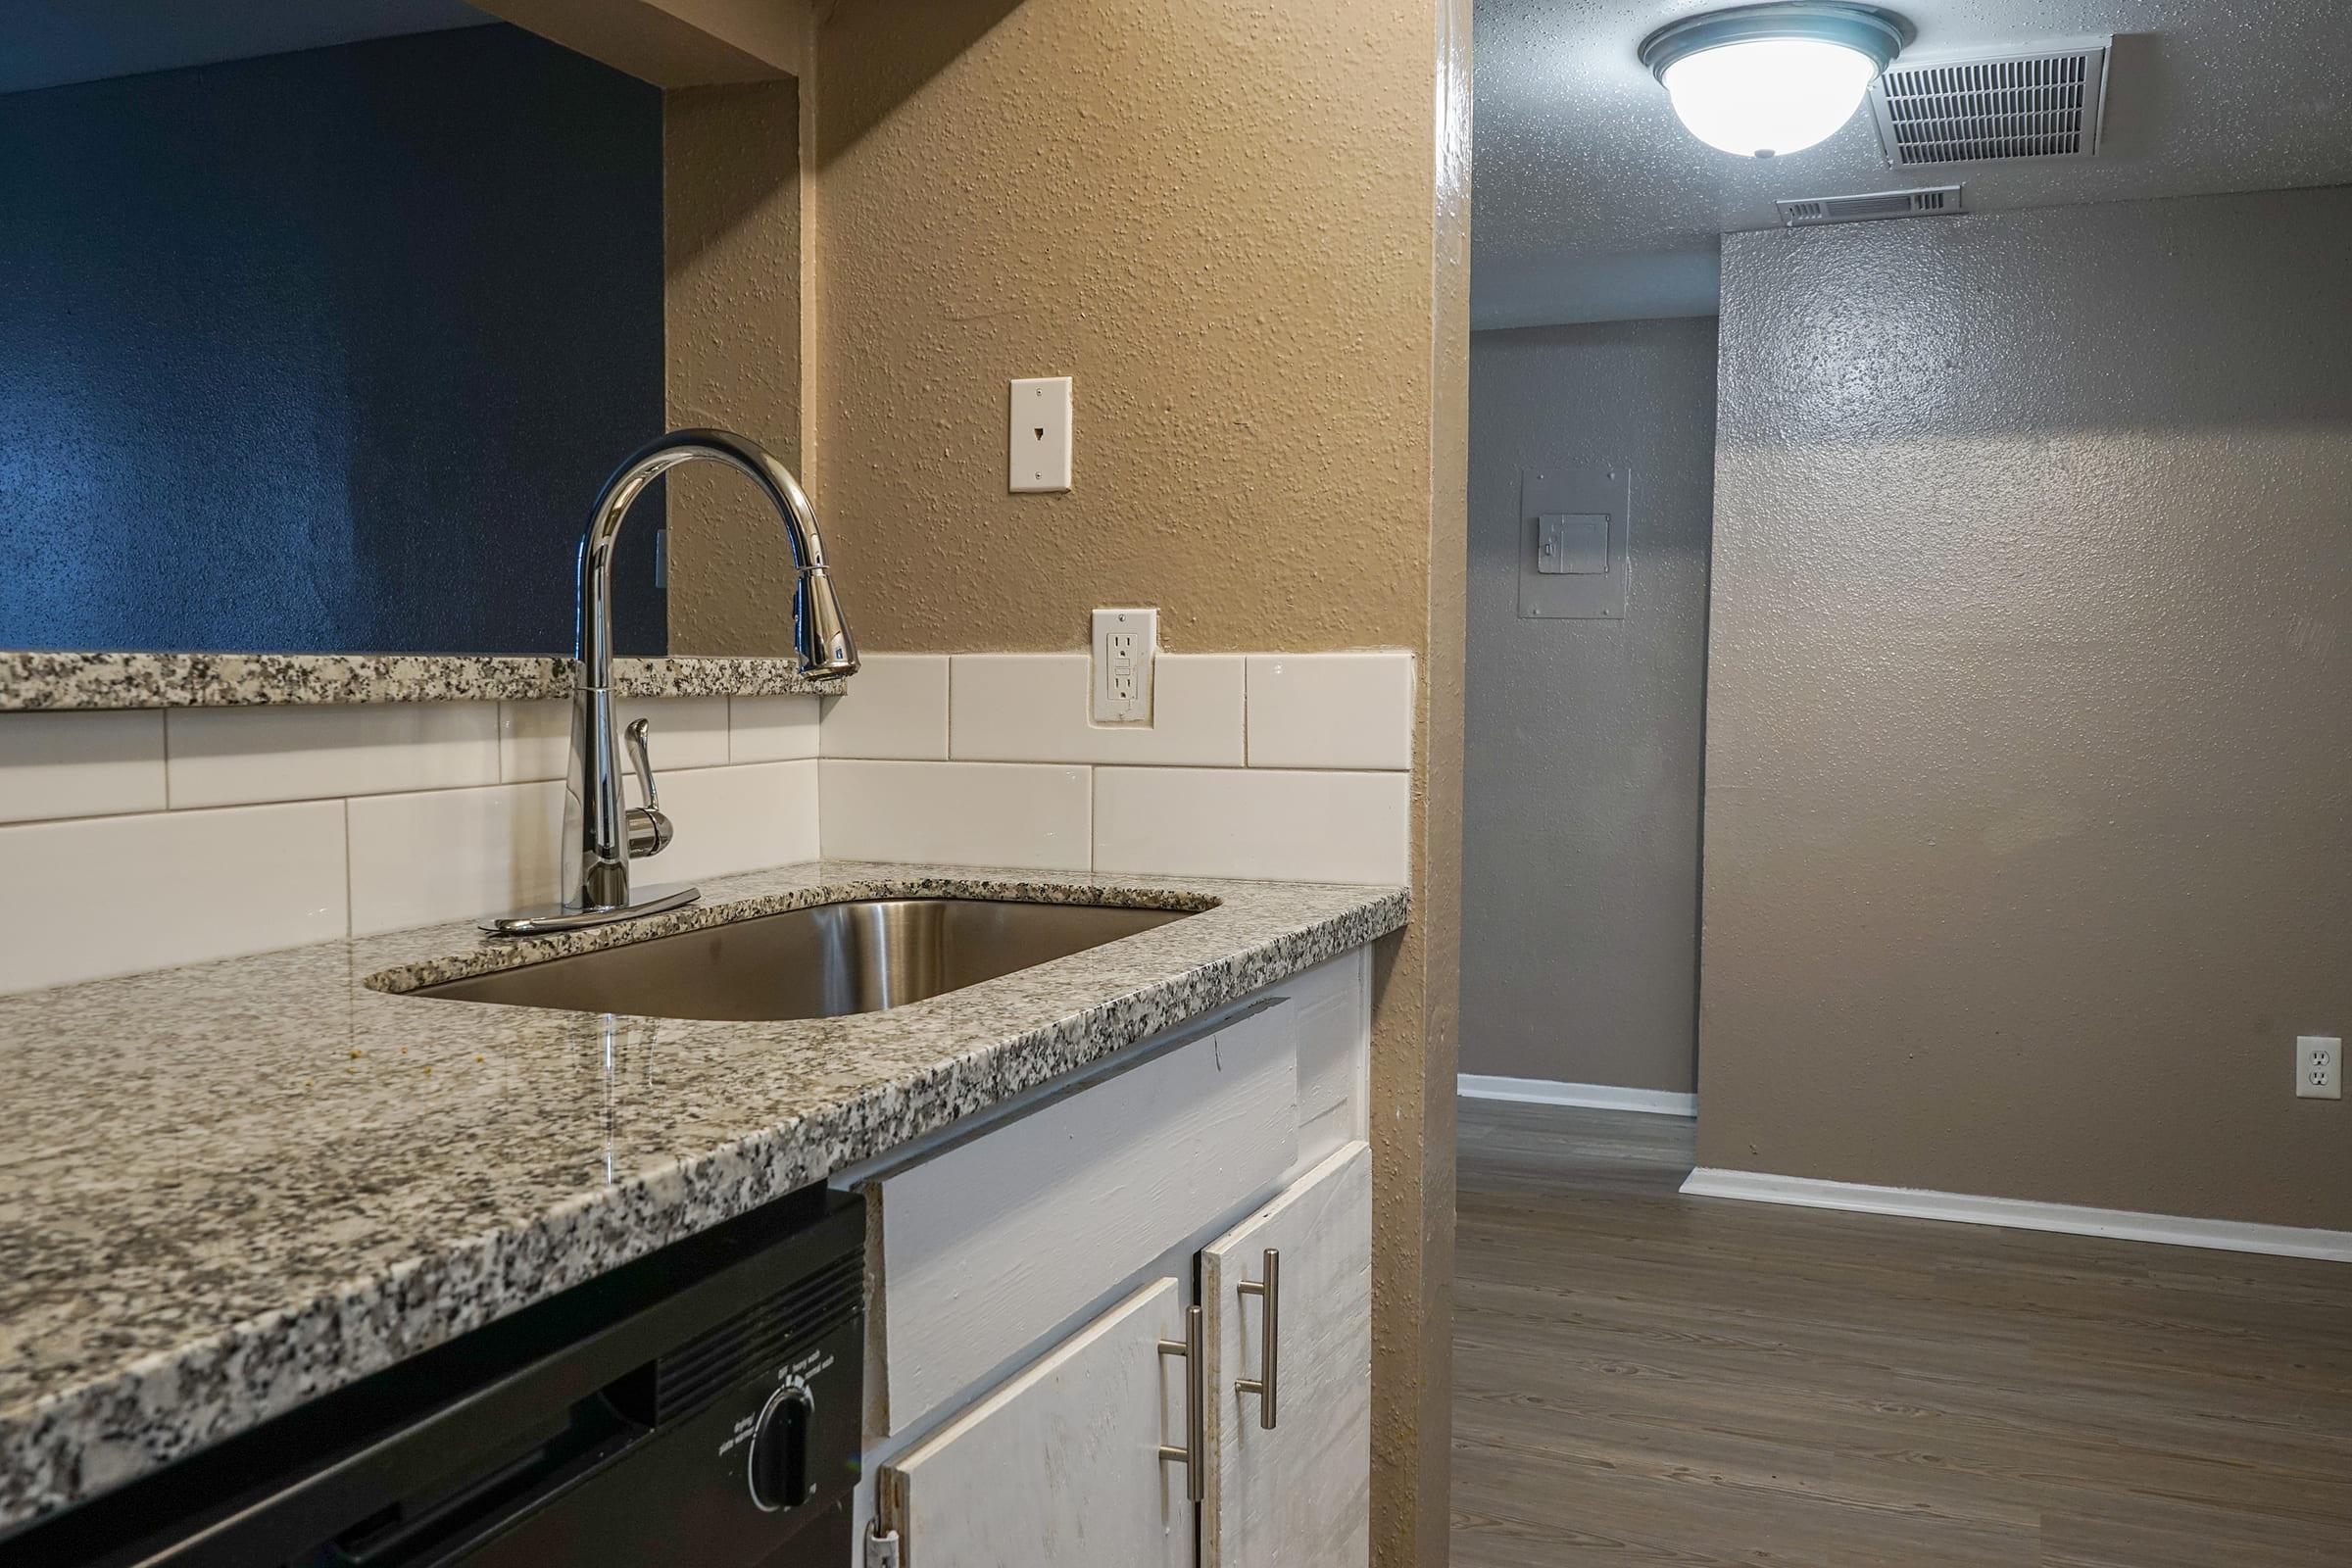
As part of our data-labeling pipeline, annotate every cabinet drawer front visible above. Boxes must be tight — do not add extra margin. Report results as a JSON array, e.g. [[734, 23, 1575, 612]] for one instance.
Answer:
[[870, 1002, 1298, 1436]]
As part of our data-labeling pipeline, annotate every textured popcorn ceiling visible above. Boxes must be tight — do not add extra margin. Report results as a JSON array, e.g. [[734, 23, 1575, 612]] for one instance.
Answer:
[[1474, 0, 2352, 326]]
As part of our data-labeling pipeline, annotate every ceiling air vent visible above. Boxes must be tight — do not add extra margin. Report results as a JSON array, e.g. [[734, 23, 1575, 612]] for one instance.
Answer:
[[1775, 185, 1964, 227], [1868, 39, 2111, 166]]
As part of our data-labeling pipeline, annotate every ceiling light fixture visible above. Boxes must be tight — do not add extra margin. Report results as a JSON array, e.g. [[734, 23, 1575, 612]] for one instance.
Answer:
[[1639, 3, 1914, 160]]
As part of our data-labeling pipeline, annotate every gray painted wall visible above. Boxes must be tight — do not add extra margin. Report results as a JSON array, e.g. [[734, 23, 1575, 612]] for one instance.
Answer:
[[1701, 186, 2352, 1229], [1462, 318, 1718, 1093]]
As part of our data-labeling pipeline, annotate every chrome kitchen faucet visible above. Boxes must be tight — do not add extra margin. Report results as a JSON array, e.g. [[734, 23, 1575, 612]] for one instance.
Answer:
[[485, 430, 857, 935]]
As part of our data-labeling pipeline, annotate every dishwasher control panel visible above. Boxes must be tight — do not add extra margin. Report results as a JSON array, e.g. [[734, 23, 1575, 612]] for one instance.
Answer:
[[465, 1311, 863, 1565], [461, 1209, 866, 1566]]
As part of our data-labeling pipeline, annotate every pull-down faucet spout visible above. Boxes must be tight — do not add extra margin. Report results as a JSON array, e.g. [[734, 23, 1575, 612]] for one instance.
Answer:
[[484, 429, 858, 935]]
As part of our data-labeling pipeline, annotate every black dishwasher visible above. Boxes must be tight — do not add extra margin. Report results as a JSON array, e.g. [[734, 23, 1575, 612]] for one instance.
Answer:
[[10, 1186, 863, 1568]]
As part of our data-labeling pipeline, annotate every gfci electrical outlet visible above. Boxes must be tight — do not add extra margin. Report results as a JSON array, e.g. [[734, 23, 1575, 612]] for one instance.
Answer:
[[1091, 608, 1155, 724], [1009, 376, 1073, 492], [2296, 1036, 2342, 1101]]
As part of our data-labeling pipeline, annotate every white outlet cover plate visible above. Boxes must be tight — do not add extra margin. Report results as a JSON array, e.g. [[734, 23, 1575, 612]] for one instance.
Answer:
[[1091, 607, 1156, 724], [2297, 1036, 2342, 1100], [1009, 376, 1073, 493]]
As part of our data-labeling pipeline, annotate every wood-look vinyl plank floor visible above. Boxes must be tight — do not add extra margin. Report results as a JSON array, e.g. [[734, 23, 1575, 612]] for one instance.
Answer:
[[1450, 1100, 2352, 1566]]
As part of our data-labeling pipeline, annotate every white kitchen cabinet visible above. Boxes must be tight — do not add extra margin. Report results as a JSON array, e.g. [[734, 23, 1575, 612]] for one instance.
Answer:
[[861, 999, 1298, 1437], [1288, 949, 1372, 1166], [869, 1146, 1374, 1568], [875, 1276, 1196, 1568], [853, 954, 1380, 1568], [1200, 1142, 1373, 1568]]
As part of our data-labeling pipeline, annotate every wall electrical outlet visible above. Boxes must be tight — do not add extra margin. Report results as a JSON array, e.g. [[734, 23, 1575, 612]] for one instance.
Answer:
[[2296, 1036, 2342, 1100], [1091, 608, 1155, 724]]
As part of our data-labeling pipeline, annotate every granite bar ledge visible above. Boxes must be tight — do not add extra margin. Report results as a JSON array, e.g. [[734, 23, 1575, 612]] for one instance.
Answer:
[[0, 651, 847, 711]]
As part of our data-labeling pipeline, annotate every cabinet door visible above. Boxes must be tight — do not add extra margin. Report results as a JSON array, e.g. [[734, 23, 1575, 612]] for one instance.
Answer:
[[876, 1276, 1196, 1568], [1200, 1142, 1372, 1568]]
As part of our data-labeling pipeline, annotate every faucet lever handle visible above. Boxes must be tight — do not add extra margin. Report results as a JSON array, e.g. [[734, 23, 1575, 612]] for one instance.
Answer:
[[624, 717, 661, 812]]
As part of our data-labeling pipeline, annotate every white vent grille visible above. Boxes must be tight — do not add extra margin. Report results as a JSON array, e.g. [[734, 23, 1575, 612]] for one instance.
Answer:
[[1869, 40, 2110, 166], [1775, 185, 1965, 227]]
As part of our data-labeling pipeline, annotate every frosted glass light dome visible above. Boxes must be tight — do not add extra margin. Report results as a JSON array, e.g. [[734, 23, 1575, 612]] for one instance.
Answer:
[[1639, 4, 1913, 161], [1661, 37, 1881, 158]]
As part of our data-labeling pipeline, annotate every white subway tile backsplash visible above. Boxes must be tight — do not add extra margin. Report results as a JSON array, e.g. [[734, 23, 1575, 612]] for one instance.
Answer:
[[0, 645, 1422, 992], [347, 781, 565, 936], [167, 703, 501, 808], [1094, 766, 1409, 885], [346, 760, 818, 936], [631, 696, 734, 770], [950, 654, 1245, 765], [498, 696, 732, 783], [496, 702, 567, 781], [0, 801, 348, 992], [729, 696, 822, 763], [636, 761, 818, 884], [1246, 653, 1414, 771], [820, 760, 1092, 871], [631, 702, 766, 809], [818, 655, 951, 760], [0, 710, 168, 823]]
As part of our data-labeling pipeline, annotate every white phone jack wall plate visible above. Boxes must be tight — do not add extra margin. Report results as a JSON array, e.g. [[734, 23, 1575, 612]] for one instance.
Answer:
[[1009, 376, 1072, 493], [1091, 609, 1155, 724]]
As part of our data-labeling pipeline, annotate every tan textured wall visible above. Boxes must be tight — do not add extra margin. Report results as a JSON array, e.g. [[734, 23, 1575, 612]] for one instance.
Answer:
[[663, 77, 806, 656], [807, 2, 1468, 1559], [1399, 1, 1469, 1555], [1702, 188, 2352, 1229], [807, 0, 1443, 655]]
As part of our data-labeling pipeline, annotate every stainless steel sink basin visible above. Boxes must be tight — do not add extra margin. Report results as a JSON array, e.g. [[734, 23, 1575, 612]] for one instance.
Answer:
[[410, 898, 1195, 1022]]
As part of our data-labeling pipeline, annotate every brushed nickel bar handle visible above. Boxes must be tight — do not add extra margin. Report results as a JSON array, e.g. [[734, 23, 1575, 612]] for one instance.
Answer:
[[1157, 1303, 1205, 1502], [1235, 1248, 1279, 1430]]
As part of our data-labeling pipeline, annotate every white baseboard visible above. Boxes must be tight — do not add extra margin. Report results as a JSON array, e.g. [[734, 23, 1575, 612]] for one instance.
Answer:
[[1457, 1074, 1696, 1117], [1681, 1168, 2352, 1263]]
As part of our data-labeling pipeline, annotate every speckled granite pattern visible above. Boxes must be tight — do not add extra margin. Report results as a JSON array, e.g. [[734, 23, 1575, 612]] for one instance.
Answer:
[[0, 861, 1403, 1533], [606, 657, 846, 702], [0, 651, 845, 711]]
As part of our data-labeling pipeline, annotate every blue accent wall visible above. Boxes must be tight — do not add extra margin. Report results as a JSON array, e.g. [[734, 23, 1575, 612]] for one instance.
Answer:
[[0, 23, 666, 656]]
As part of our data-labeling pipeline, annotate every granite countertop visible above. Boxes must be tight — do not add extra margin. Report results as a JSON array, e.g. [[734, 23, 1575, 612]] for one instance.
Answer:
[[0, 860, 1405, 1535], [0, 651, 847, 711]]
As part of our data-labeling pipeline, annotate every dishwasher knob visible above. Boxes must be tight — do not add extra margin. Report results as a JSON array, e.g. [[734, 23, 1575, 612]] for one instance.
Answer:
[[747, 1384, 814, 1512]]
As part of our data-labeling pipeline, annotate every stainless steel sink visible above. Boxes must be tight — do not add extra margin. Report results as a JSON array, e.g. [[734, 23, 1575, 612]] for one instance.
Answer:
[[410, 898, 1195, 1022]]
